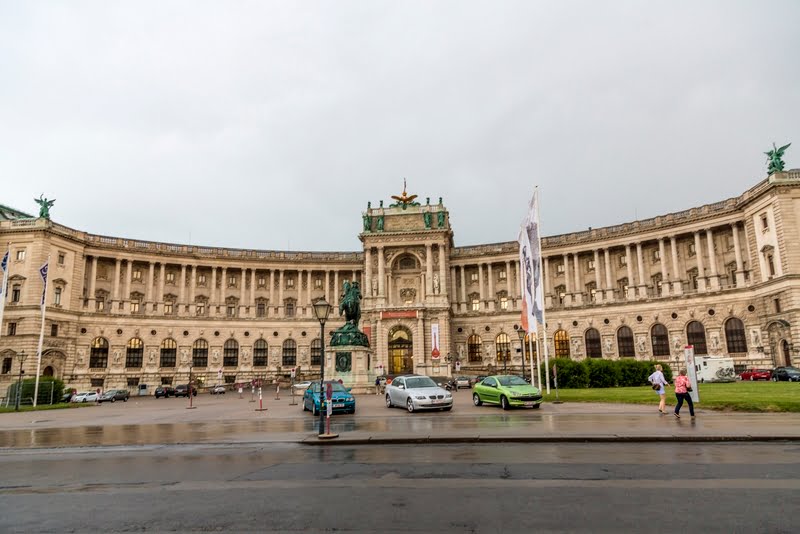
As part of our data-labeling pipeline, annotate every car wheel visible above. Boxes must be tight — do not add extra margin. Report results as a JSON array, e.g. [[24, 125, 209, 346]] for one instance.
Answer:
[[82, 399, 87, 403], [773, 376, 778, 382], [500, 396, 510, 411], [750, 376, 754, 381], [473, 393, 482, 406], [443, 406, 452, 412], [407, 398, 415, 413], [123, 397, 128, 402], [111, 397, 115, 403], [312, 403, 319, 416], [385, 395, 393, 408], [532, 403, 541, 409]]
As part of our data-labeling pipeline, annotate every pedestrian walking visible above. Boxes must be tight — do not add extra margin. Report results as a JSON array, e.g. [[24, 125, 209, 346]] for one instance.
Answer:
[[648, 364, 669, 414], [673, 369, 695, 418], [375, 376, 381, 395]]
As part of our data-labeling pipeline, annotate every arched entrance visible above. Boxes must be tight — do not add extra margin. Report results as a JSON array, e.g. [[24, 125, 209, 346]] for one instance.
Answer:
[[388, 327, 413, 375], [43, 366, 54, 377], [781, 340, 792, 366]]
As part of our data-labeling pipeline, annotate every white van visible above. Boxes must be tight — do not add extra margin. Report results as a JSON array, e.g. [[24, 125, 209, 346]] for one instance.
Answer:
[[695, 356, 736, 382]]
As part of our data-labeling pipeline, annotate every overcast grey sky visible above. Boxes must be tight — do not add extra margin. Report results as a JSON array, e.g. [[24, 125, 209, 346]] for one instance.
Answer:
[[2, 1, 798, 252]]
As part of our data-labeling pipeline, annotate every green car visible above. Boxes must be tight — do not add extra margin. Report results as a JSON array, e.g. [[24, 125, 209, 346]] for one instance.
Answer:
[[472, 375, 543, 410]]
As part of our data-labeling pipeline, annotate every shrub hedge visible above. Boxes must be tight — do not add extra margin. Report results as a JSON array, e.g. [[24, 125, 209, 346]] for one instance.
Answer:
[[4, 376, 65, 405], [540, 359, 672, 389]]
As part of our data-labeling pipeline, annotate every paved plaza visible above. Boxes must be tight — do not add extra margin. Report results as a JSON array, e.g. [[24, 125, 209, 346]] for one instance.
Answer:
[[2, 389, 799, 449]]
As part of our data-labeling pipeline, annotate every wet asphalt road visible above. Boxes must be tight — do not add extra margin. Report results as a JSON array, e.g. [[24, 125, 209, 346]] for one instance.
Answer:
[[1, 442, 798, 533]]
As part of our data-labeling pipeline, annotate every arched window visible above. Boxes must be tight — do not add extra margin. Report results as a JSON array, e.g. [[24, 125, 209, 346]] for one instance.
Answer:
[[617, 326, 635, 357], [123, 337, 141, 368], [687, 321, 707, 355], [160, 338, 177, 368], [554, 330, 570, 357], [495, 333, 511, 362], [651, 324, 670, 357], [310, 338, 322, 366], [725, 318, 747, 353], [282, 339, 297, 366], [468, 334, 483, 363], [585, 328, 601, 358], [192, 339, 208, 367], [223, 339, 239, 367], [253, 339, 268, 367], [523, 333, 538, 360]]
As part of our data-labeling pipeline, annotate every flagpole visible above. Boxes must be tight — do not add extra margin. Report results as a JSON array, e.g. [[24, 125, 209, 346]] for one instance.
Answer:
[[0, 245, 10, 345], [33, 255, 50, 407], [535, 187, 551, 394]]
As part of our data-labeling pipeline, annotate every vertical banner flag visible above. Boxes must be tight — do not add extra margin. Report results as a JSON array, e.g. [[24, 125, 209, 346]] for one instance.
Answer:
[[0, 248, 9, 340], [518, 189, 544, 334], [40, 261, 49, 308], [431, 323, 440, 359]]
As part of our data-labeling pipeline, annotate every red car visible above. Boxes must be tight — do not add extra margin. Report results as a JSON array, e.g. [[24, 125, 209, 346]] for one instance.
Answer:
[[739, 369, 772, 381]]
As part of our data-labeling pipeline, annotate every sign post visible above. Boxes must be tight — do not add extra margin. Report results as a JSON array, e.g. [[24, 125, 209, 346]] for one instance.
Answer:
[[325, 382, 333, 435], [290, 367, 297, 405], [684, 345, 700, 403], [255, 381, 267, 412], [552, 363, 563, 404]]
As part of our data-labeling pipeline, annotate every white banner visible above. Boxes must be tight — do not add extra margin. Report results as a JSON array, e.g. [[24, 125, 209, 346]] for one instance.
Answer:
[[519, 189, 544, 334]]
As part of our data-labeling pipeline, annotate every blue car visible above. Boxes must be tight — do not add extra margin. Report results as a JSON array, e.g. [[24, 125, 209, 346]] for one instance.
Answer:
[[302, 381, 356, 415]]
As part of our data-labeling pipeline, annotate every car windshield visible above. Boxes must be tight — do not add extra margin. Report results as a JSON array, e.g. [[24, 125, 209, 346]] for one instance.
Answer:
[[405, 377, 437, 389], [310, 382, 348, 393], [498, 376, 528, 386]]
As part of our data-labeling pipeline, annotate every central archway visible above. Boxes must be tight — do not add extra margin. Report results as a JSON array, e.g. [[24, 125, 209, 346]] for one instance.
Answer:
[[388, 327, 414, 375]]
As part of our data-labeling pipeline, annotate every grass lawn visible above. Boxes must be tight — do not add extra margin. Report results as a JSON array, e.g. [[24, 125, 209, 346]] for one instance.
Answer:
[[542, 382, 800, 412], [0, 403, 95, 414]]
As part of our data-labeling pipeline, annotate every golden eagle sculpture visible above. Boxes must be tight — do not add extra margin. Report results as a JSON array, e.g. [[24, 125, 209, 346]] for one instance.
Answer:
[[389, 178, 421, 209]]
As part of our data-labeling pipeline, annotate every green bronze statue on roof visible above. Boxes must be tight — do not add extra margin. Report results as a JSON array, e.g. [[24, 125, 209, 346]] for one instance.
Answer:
[[765, 142, 791, 175], [34, 194, 56, 219]]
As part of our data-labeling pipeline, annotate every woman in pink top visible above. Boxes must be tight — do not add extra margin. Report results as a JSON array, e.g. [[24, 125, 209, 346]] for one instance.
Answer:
[[673, 369, 695, 418]]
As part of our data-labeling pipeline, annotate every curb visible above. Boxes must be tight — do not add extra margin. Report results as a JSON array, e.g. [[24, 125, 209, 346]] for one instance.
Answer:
[[300, 435, 800, 445]]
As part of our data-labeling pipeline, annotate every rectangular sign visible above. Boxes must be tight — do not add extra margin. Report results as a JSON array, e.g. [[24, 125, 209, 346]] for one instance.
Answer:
[[381, 310, 418, 319], [684, 345, 700, 403]]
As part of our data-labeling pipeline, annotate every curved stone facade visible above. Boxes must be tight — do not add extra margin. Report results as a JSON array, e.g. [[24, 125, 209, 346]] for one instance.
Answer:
[[1, 171, 799, 393]]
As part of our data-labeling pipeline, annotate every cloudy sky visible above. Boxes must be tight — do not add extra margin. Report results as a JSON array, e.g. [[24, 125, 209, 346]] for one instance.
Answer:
[[2, 1, 799, 252]]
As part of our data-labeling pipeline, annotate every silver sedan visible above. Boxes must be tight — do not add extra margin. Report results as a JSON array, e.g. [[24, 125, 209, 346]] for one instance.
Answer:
[[385, 375, 453, 413]]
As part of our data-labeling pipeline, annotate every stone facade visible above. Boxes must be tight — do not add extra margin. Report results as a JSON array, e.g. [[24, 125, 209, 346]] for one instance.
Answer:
[[1, 172, 800, 393]]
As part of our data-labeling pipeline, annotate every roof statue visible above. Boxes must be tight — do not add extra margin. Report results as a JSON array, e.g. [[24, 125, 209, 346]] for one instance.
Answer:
[[765, 142, 791, 175], [389, 178, 420, 210], [34, 194, 56, 219]]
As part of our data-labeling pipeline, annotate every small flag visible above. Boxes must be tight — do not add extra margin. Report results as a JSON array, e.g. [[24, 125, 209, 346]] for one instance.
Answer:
[[39, 261, 49, 306], [0, 250, 8, 297], [1, 250, 8, 273]]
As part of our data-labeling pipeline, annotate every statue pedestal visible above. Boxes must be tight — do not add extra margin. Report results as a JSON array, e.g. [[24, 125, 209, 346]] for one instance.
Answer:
[[327, 345, 374, 394]]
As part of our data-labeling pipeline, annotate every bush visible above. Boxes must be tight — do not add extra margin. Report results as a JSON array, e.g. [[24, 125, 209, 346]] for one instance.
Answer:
[[585, 358, 621, 388], [5, 376, 65, 406], [545, 358, 589, 389], [617, 359, 651, 387]]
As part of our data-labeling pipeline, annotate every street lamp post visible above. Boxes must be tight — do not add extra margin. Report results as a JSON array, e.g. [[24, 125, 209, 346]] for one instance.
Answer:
[[15, 350, 26, 411], [312, 297, 333, 437], [516, 327, 527, 381]]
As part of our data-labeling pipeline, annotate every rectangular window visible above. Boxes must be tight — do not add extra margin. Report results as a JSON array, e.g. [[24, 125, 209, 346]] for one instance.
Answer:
[[2, 358, 11, 374], [196, 302, 205, 316], [761, 213, 769, 231], [133, 269, 142, 281], [285, 302, 295, 317], [470, 272, 479, 282], [224, 375, 236, 384], [500, 297, 508, 310], [7, 322, 17, 336], [774, 298, 781, 313], [257, 303, 266, 317], [90, 378, 105, 388], [556, 264, 565, 274], [16, 249, 25, 261], [54, 287, 62, 306], [58, 252, 66, 265], [227, 305, 236, 317], [11, 286, 20, 303], [164, 302, 173, 315], [652, 250, 660, 262], [314, 278, 323, 289], [127, 377, 140, 387], [198, 274, 207, 285], [228, 275, 236, 287], [587, 260, 595, 271], [258, 276, 266, 288], [166, 272, 175, 283], [767, 254, 776, 277], [619, 255, 627, 267], [50, 324, 58, 337], [96, 298, 105, 312], [688, 243, 696, 256], [161, 377, 173, 385], [471, 299, 480, 311], [286, 278, 295, 288], [131, 300, 140, 313], [498, 270, 507, 280]]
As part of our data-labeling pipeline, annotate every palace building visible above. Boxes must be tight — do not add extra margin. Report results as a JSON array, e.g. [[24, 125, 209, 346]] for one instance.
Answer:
[[1, 170, 799, 393]]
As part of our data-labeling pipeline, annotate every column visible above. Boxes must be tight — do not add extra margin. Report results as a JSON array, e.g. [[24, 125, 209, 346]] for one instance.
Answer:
[[563, 254, 572, 304], [210, 266, 218, 309], [324, 270, 330, 303], [593, 250, 602, 302], [146, 261, 155, 312], [625, 245, 634, 299], [694, 231, 706, 292], [706, 229, 719, 289], [636, 242, 646, 298], [438, 245, 446, 295], [268, 269, 275, 317], [158, 263, 166, 306], [459, 265, 467, 312], [220, 267, 227, 308], [365, 248, 373, 297], [88, 256, 98, 309], [189, 265, 196, 314], [416, 315, 424, 374], [544, 257, 553, 307], [658, 239, 669, 296], [240, 267, 247, 316], [603, 248, 614, 301], [572, 253, 582, 305], [478, 263, 485, 307], [333, 271, 339, 306], [297, 269, 304, 317], [670, 237, 683, 295], [250, 269, 256, 306], [732, 223, 746, 286], [112, 258, 122, 310], [487, 263, 495, 311], [377, 246, 385, 297], [425, 243, 433, 296], [386, 266, 393, 305], [450, 266, 458, 312], [124, 260, 133, 312], [278, 270, 284, 315], [179, 264, 187, 305]]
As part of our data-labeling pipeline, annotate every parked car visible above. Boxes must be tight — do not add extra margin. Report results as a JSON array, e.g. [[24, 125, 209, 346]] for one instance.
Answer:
[[739, 369, 772, 381], [72, 391, 99, 403], [61, 389, 77, 403], [210, 385, 226, 395], [472, 375, 543, 410], [98, 389, 130, 403], [302, 380, 356, 415], [174, 384, 198, 397], [385, 374, 453, 413], [772, 366, 800, 382], [455, 376, 472, 389], [154, 386, 175, 398], [471, 375, 488, 387]]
